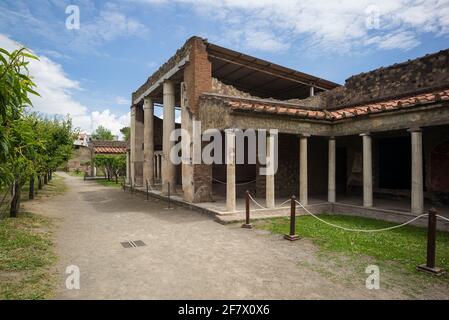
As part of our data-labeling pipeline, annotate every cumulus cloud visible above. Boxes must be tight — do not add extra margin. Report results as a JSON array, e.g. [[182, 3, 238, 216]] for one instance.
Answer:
[[90, 110, 130, 136], [68, 8, 150, 53], [133, 0, 449, 54], [0, 34, 129, 137]]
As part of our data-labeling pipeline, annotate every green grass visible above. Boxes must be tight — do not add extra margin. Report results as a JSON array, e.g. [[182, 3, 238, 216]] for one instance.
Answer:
[[255, 214, 449, 272], [96, 179, 122, 188], [0, 212, 56, 299], [0, 174, 66, 299], [1, 175, 67, 217], [23, 175, 67, 200], [67, 171, 85, 178]]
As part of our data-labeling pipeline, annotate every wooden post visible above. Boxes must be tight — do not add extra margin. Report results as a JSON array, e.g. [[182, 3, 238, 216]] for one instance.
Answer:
[[242, 190, 253, 229], [284, 195, 300, 241], [418, 208, 445, 275]]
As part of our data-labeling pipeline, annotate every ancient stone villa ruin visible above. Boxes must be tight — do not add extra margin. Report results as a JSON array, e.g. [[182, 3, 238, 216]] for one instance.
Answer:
[[127, 36, 449, 221]]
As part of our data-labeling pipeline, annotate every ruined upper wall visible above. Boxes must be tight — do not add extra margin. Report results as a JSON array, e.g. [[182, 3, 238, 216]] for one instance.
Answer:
[[211, 77, 325, 109], [132, 37, 198, 104], [211, 77, 256, 99], [322, 48, 449, 109]]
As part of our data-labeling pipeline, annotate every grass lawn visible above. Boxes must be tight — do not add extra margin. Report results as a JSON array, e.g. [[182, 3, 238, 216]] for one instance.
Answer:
[[0, 213, 56, 299], [67, 171, 85, 178], [22, 175, 67, 200], [255, 214, 449, 273], [0, 174, 66, 299], [96, 179, 123, 188]]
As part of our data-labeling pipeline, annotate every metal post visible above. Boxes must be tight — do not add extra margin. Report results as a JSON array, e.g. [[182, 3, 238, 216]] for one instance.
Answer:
[[146, 180, 149, 201], [167, 182, 171, 209], [284, 195, 300, 241], [418, 208, 444, 275], [242, 190, 253, 229]]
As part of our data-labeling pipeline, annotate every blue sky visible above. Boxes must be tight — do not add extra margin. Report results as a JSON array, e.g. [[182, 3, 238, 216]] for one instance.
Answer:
[[0, 0, 448, 136]]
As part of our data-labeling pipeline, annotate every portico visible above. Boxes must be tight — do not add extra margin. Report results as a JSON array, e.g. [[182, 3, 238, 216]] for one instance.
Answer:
[[127, 36, 449, 226]]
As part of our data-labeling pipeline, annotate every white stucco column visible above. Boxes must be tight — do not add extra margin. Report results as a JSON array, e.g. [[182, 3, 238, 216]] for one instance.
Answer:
[[328, 136, 336, 203], [309, 86, 315, 97], [126, 151, 130, 184], [226, 130, 236, 212], [143, 97, 154, 185], [162, 80, 176, 195], [361, 133, 373, 207], [299, 134, 310, 205], [130, 105, 136, 185], [410, 128, 424, 214], [266, 134, 275, 208]]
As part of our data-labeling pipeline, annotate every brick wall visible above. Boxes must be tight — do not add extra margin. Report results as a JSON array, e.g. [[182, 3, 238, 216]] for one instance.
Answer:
[[184, 38, 212, 115]]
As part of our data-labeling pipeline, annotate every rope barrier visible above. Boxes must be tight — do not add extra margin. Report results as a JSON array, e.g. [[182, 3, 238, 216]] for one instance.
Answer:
[[294, 199, 428, 233], [146, 180, 156, 193], [247, 193, 267, 209], [247, 194, 294, 210], [278, 199, 291, 207], [437, 214, 449, 222], [212, 177, 256, 186]]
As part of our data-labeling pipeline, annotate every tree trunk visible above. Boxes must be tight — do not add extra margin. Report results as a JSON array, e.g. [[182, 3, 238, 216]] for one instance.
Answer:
[[10, 180, 21, 218], [44, 173, 48, 184], [38, 175, 43, 190], [48, 171, 52, 181], [29, 175, 35, 200], [115, 174, 118, 184]]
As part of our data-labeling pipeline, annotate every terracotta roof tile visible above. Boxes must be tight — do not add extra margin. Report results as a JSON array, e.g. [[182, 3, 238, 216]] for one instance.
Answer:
[[207, 88, 449, 121], [94, 146, 127, 154]]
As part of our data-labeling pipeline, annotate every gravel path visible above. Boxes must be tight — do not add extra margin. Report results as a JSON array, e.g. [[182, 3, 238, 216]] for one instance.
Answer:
[[22, 173, 446, 299]]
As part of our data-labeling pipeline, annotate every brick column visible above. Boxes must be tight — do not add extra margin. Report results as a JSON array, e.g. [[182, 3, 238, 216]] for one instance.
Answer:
[[143, 97, 154, 185], [361, 133, 373, 207]]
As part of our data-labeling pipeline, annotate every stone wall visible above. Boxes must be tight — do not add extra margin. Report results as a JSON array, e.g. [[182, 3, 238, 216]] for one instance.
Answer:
[[211, 77, 324, 109], [211, 77, 256, 99], [256, 134, 299, 198], [424, 125, 449, 204], [322, 49, 449, 109]]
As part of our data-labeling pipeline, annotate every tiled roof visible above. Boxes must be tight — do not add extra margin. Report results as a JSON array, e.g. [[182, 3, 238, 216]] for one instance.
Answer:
[[204, 88, 449, 121], [90, 140, 128, 154], [93, 146, 126, 154]]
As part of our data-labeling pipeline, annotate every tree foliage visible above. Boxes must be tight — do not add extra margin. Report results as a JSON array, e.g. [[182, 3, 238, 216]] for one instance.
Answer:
[[93, 154, 126, 183], [0, 47, 74, 217], [120, 126, 130, 142], [91, 125, 114, 141]]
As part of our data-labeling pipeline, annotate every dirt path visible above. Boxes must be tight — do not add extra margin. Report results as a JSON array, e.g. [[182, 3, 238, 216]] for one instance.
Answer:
[[22, 173, 448, 299]]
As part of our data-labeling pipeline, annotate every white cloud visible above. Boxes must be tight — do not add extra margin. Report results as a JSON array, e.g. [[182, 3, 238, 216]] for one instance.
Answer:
[[364, 31, 420, 51], [90, 110, 130, 137], [68, 8, 149, 53], [115, 96, 130, 105], [0, 34, 129, 137], [134, 0, 449, 53]]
